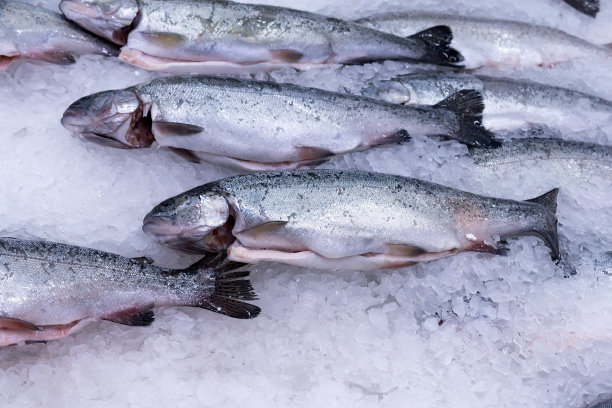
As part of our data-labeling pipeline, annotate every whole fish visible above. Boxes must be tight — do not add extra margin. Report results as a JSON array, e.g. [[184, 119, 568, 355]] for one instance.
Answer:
[[0, 0, 117, 71], [362, 73, 612, 131], [355, 12, 612, 68], [61, 75, 498, 171], [469, 138, 612, 180], [562, 0, 599, 17], [0, 237, 260, 346], [142, 170, 559, 271], [58, 0, 463, 74]]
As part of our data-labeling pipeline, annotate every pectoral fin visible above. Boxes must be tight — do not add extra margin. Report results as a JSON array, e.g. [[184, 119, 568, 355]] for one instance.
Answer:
[[140, 32, 187, 47], [153, 122, 204, 136], [0, 317, 41, 331]]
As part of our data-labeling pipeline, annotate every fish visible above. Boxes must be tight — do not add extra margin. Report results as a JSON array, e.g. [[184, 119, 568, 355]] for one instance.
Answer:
[[0, 0, 117, 71], [468, 138, 612, 182], [362, 73, 612, 131], [562, 0, 599, 17], [0, 237, 260, 346], [58, 0, 463, 74], [142, 170, 560, 271], [354, 12, 612, 69], [60, 75, 499, 171]]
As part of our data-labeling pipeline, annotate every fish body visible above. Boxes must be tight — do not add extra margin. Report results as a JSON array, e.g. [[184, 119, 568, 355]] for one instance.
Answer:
[[355, 12, 611, 68], [363, 73, 612, 131], [0, 0, 117, 70], [142, 170, 559, 271], [59, 0, 463, 73], [469, 138, 612, 178], [61, 75, 497, 170], [0, 237, 259, 346]]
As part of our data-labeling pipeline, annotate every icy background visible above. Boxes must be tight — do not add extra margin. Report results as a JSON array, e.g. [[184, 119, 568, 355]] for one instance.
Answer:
[[1, 0, 612, 407]]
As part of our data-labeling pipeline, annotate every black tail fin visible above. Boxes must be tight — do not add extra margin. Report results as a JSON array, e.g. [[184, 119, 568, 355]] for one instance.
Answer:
[[562, 0, 599, 17], [407, 25, 464, 66], [526, 188, 560, 261], [184, 252, 261, 319], [434, 89, 501, 148]]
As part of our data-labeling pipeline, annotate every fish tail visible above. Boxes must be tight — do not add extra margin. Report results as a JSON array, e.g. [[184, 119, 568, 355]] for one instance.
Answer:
[[435, 89, 501, 148], [562, 0, 599, 17], [406, 25, 464, 66], [525, 188, 560, 261], [184, 252, 261, 319]]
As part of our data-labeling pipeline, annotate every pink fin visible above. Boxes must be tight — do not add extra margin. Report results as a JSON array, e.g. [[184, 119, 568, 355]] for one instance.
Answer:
[[0, 56, 18, 70], [0, 317, 41, 331], [384, 244, 426, 257], [270, 49, 304, 62], [295, 146, 334, 161], [102, 306, 155, 327], [168, 147, 202, 163]]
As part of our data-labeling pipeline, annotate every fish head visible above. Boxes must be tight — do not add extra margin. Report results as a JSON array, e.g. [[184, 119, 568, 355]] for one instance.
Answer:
[[61, 89, 154, 149], [143, 191, 235, 254], [362, 80, 413, 105], [59, 0, 138, 45]]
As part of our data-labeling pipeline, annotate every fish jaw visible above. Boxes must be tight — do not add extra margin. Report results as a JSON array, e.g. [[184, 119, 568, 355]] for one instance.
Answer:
[[143, 191, 234, 253], [62, 89, 154, 148], [59, 0, 138, 45]]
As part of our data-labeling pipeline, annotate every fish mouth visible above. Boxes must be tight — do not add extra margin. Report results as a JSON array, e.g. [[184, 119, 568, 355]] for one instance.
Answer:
[[143, 215, 236, 254], [142, 218, 214, 254]]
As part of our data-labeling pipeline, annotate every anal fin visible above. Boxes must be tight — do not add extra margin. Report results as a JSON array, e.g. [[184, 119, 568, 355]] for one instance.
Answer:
[[102, 306, 155, 327], [271, 49, 304, 62], [295, 146, 334, 161]]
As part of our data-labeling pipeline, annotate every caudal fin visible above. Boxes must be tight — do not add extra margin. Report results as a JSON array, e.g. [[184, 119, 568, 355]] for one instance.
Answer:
[[562, 0, 599, 17], [434, 89, 501, 148], [526, 188, 560, 261], [407, 25, 464, 66], [184, 252, 261, 319]]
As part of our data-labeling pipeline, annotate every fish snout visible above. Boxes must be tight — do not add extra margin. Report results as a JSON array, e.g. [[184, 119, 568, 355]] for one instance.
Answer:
[[62, 90, 152, 148]]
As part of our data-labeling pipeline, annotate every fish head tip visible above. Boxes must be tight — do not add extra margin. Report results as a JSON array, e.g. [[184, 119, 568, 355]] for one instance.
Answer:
[[60, 0, 138, 45], [143, 191, 232, 253]]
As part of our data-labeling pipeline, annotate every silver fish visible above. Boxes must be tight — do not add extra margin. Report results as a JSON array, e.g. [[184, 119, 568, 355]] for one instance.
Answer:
[[60, 75, 498, 170], [362, 73, 612, 131], [469, 138, 612, 180], [0, 0, 117, 70], [142, 170, 560, 271], [58, 0, 463, 74], [355, 12, 612, 69], [562, 0, 599, 17], [0, 237, 259, 346]]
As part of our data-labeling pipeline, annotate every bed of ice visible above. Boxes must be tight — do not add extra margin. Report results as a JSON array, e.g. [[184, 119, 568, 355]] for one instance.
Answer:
[[1, 0, 612, 406]]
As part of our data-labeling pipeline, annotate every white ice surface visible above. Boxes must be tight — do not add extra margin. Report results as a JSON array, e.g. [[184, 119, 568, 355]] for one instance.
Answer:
[[1, 0, 612, 407]]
